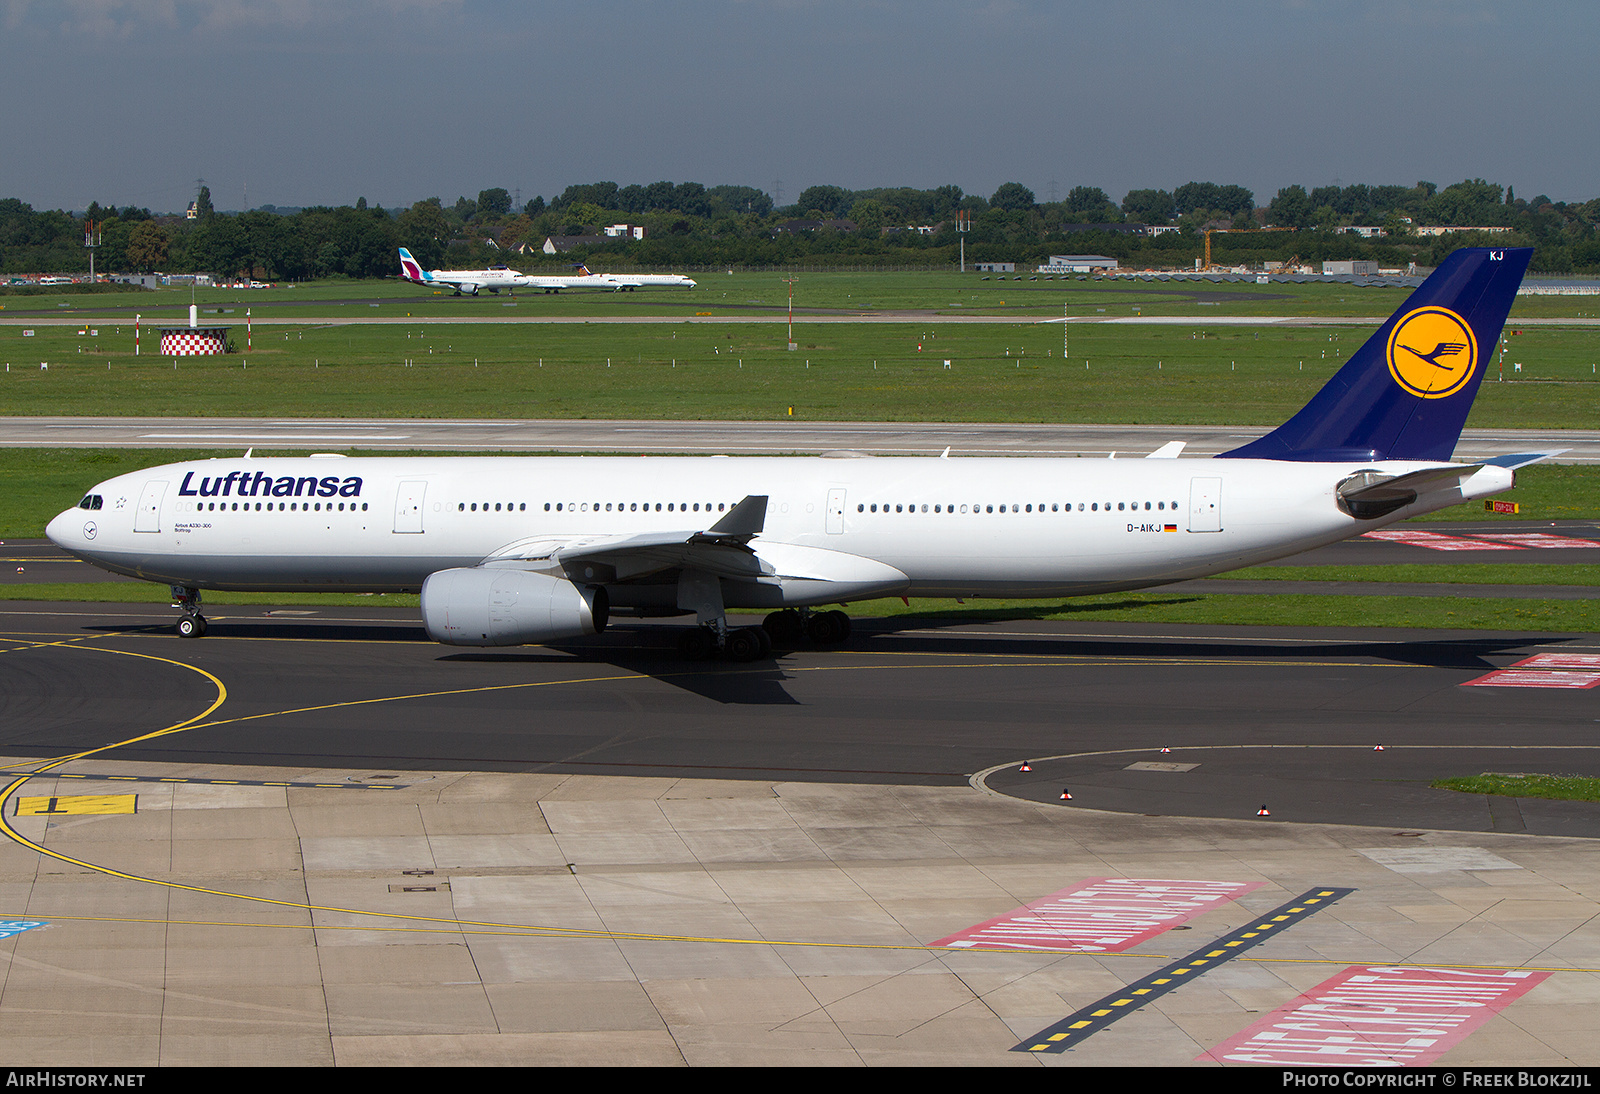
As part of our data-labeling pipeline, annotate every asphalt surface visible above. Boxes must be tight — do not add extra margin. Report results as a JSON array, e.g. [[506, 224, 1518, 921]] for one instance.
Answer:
[[4, 527, 1600, 1065], [2, 565, 1597, 836]]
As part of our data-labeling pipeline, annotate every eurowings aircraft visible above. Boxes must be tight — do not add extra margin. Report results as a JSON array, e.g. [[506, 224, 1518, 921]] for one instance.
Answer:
[[397, 248, 603, 296], [396, 247, 529, 296], [51, 248, 1539, 661]]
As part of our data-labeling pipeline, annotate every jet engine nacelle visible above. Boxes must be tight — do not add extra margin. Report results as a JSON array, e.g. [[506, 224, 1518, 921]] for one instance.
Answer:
[[421, 567, 608, 646]]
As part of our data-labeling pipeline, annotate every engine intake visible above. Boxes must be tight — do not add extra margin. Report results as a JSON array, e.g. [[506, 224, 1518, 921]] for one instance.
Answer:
[[421, 568, 608, 646]]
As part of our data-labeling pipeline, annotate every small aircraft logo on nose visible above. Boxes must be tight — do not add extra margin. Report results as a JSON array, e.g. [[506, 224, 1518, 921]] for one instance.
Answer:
[[83, 521, 97, 540]]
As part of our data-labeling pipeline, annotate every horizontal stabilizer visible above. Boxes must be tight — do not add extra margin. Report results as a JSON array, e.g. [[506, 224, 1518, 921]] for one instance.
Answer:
[[1336, 464, 1481, 520], [1482, 451, 1564, 469], [1146, 441, 1186, 458]]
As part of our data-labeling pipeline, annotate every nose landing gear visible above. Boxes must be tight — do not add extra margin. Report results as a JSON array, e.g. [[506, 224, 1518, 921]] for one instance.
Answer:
[[171, 585, 207, 638]]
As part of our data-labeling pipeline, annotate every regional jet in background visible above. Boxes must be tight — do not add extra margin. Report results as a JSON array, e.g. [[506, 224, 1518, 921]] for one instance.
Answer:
[[52, 249, 1539, 662], [573, 265, 697, 291], [397, 249, 694, 296]]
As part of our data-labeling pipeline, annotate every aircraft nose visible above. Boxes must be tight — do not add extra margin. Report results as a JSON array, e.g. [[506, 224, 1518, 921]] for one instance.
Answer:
[[46, 507, 85, 550]]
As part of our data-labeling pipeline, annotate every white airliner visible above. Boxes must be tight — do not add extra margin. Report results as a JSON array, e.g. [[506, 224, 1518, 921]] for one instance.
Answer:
[[398, 249, 694, 296], [50, 249, 1538, 661], [574, 265, 697, 291], [397, 248, 603, 296], [397, 247, 530, 296]]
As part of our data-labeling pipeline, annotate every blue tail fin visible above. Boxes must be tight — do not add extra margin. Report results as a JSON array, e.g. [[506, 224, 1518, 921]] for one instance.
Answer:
[[1219, 247, 1531, 463]]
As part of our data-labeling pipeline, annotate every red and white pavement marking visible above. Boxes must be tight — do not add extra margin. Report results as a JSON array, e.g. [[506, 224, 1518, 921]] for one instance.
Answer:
[[1462, 669, 1600, 689], [931, 877, 1263, 953], [1361, 530, 1522, 551], [1510, 653, 1600, 669], [1473, 533, 1600, 548], [1202, 965, 1549, 1066]]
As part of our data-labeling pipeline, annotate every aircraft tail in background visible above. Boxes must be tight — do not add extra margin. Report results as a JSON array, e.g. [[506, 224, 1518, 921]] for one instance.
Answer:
[[397, 247, 428, 284]]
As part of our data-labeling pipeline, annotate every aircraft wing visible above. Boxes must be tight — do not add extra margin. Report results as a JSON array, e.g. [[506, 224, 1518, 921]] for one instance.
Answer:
[[476, 494, 909, 599], [480, 496, 772, 583]]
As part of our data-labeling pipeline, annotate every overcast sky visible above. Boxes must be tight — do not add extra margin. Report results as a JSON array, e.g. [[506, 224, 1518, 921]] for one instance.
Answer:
[[3, 0, 1594, 214]]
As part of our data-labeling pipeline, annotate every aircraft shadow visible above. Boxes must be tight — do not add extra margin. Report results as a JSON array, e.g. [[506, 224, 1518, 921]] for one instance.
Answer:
[[78, 606, 1567, 699], [853, 604, 1571, 670]]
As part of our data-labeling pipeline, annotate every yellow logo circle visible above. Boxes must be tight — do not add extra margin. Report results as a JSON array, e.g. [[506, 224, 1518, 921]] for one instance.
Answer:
[[1387, 307, 1478, 399]]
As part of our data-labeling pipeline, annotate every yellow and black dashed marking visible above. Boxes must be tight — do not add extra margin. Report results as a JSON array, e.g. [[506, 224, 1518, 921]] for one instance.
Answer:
[[1013, 886, 1354, 1054], [0, 769, 402, 791]]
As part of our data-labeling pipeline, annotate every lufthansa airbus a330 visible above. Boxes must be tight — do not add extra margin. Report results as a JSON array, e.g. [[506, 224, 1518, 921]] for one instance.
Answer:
[[50, 248, 1540, 662]]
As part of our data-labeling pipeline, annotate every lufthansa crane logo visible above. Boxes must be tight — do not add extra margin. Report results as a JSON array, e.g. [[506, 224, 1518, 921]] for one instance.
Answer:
[[1387, 306, 1478, 399]]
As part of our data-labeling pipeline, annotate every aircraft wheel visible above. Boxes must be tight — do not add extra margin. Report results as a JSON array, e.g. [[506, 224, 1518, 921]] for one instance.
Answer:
[[807, 610, 850, 646], [678, 628, 715, 661], [177, 614, 206, 639], [762, 610, 803, 644], [724, 627, 765, 663]]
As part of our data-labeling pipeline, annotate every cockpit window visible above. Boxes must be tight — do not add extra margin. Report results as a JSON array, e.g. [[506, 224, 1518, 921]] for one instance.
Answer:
[[78, 495, 103, 510]]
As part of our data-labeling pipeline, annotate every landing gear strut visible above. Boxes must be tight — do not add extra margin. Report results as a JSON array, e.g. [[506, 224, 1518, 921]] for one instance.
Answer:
[[172, 585, 206, 638]]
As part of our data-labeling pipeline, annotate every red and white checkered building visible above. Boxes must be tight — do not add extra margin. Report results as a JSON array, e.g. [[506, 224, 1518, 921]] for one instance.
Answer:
[[158, 326, 230, 355]]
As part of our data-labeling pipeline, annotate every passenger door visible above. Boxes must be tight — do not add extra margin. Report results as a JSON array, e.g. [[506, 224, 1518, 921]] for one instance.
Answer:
[[1188, 477, 1222, 532], [134, 480, 166, 533], [394, 480, 427, 533]]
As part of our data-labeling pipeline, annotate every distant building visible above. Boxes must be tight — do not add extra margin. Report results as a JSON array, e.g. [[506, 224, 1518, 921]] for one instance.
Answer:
[[603, 223, 646, 240], [1346, 226, 1386, 238], [1322, 260, 1379, 276], [1038, 255, 1119, 273], [1410, 225, 1514, 237], [542, 235, 607, 254], [973, 262, 1015, 273]]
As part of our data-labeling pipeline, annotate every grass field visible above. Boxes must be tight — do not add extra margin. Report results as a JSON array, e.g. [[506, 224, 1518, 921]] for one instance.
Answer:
[[3, 270, 1599, 322], [3, 318, 1598, 426]]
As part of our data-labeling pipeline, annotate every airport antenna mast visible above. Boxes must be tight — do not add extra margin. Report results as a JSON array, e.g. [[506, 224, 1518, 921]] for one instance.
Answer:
[[782, 275, 798, 351]]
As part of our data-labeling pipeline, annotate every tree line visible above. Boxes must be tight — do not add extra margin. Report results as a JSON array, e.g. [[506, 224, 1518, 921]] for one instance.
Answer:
[[4, 177, 1598, 279]]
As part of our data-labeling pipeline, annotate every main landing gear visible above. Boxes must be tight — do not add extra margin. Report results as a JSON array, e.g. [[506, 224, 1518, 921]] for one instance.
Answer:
[[674, 609, 851, 663], [172, 585, 207, 638], [677, 624, 772, 663]]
